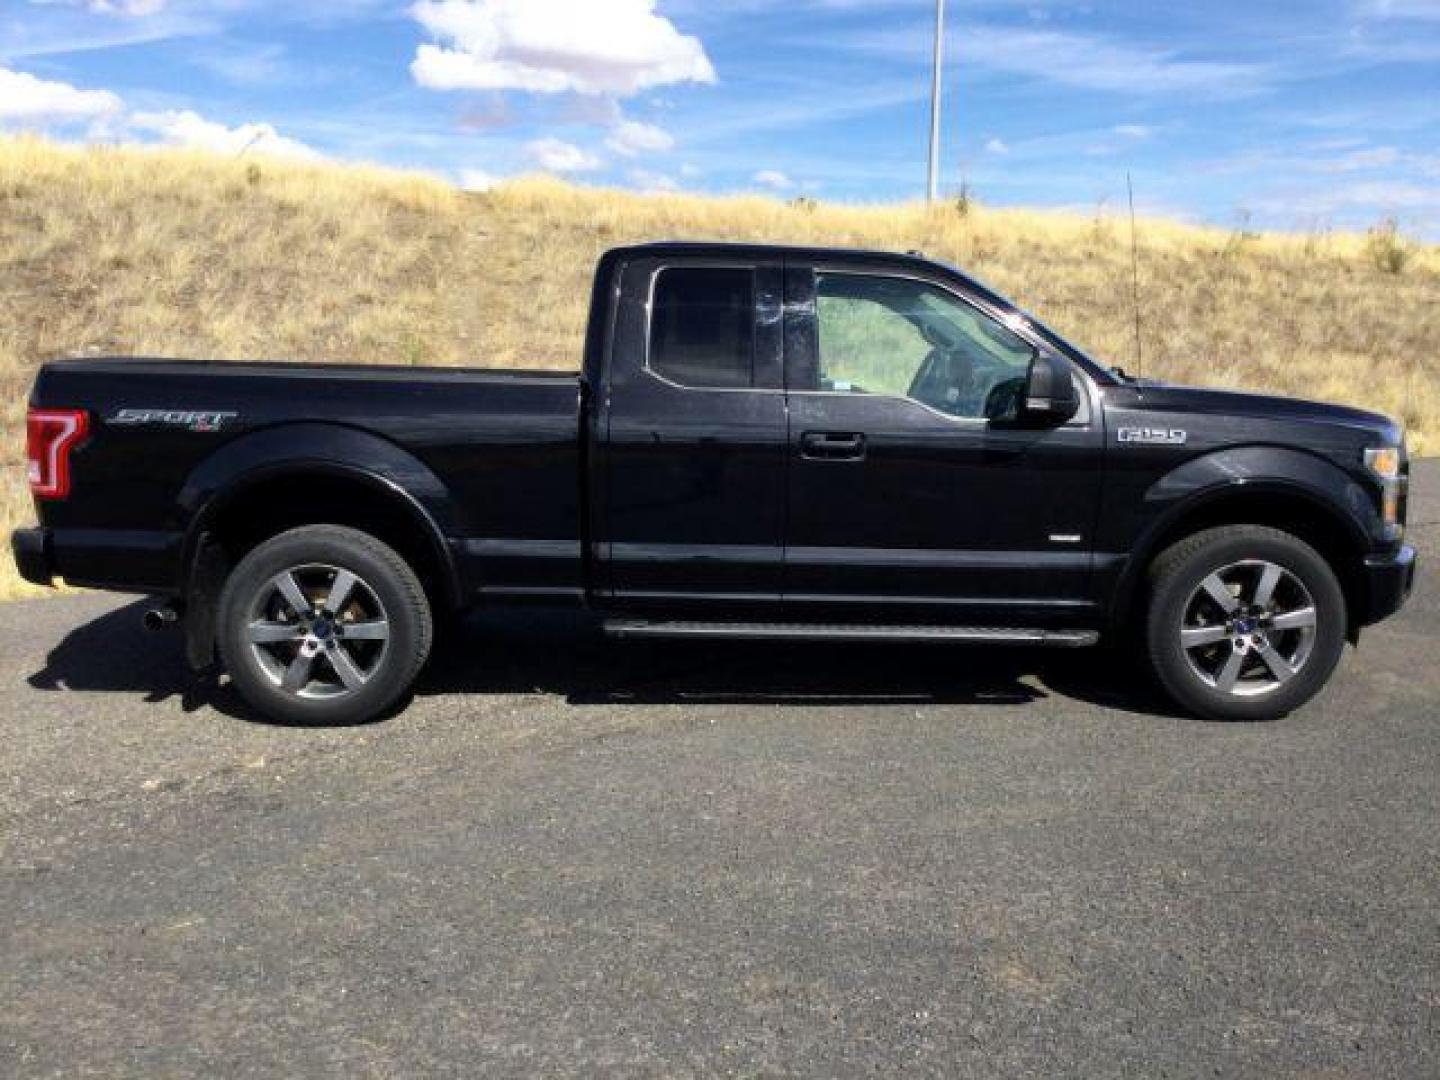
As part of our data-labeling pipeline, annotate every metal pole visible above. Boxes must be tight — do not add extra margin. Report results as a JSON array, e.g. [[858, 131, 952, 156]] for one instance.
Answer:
[[927, 0, 945, 203]]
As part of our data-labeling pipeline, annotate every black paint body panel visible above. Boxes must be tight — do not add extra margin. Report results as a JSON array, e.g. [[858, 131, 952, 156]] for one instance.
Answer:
[[28, 360, 583, 598]]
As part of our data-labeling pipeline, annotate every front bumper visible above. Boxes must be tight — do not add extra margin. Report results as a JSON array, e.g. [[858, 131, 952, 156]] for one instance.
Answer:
[[12, 527, 55, 588], [1359, 544, 1417, 626]]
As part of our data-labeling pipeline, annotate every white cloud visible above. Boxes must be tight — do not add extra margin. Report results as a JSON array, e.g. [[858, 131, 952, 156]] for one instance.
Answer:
[[628, 168, 678, 194], [128, 109, 322, 161], [29, 0, 168, 13], [984, 137, 1009, 155], [7, 3, 203, 62], [814, 22, 1273, 99], [605, 117, 674, 156], [0, 67, 123, 125], [410, 0, 716, 97], [525, 137, 601, 172], [962, 27, 1272, 98], [1318, 146, 1402, 172], [1210, 142, 1433, 181], [1114, 124, 1153, 139], [753, 169, 793, 190], [188, 42, 297, 87], [0, 64, 324, 167], [1359, 0, 1440, 18], [90, 0, 167, 13], [1256, 180, 1440, 216], [459, 168, 502, 191]]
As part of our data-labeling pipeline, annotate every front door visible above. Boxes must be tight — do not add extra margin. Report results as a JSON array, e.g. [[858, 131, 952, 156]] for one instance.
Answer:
[[600, 255, 787, 613], [782, 264, 1104, 625]]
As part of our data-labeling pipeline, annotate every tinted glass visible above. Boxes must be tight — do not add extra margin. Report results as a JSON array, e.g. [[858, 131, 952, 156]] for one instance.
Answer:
[[649, 268, 756, 389], [815, 274, 1034, 420]]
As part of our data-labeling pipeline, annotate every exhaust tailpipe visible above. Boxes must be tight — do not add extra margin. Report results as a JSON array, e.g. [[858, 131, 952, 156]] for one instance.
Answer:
[[142, 605, 181, 632]]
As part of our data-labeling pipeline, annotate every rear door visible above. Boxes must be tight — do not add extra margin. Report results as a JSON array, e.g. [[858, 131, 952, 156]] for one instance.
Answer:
[[781, 261, 1105, 625], [598, 253, 787, 613]]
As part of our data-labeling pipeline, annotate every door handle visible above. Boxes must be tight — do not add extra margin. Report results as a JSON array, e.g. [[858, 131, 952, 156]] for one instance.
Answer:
[[801, 431, 867, 460]]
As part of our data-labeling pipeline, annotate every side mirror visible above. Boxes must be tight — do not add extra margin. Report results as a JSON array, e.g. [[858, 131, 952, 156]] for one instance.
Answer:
[[1023, 352, 1079, 423]]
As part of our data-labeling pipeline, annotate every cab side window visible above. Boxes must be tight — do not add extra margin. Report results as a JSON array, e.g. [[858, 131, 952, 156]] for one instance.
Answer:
[[649, 268, 757, 389], [815, 274, 1034, 420]]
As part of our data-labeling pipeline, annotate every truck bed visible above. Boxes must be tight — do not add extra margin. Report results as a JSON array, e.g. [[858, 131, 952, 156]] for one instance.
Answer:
[[29, 357, 585, 598]]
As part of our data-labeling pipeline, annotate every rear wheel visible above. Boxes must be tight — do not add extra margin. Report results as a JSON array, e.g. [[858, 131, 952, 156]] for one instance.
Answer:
[[1145, 525, 1347, 722], [217, 526, 432, 725]]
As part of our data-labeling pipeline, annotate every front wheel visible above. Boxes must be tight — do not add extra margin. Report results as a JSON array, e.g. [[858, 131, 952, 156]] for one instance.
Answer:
[[1145, 525, 1347, 722], [217, 526, 433, 725]]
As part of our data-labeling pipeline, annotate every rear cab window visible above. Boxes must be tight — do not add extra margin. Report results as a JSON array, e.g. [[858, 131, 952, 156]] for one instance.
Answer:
[[648, 268, 757, 389]]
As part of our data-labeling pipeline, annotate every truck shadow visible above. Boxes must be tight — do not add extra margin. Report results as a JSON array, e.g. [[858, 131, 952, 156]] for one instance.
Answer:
[[27, 600, 1185, 723], [428, 609, 1185, 718]]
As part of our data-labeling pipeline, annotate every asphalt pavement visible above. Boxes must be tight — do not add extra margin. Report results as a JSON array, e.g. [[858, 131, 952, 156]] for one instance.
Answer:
[[2, 463, 1437, 1078]]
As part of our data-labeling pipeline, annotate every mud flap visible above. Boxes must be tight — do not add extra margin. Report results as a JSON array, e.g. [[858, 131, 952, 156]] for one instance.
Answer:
[[184, 535, 231, 671]]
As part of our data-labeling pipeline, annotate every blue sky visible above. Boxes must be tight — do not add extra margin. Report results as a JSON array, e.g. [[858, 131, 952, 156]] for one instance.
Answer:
[[3, 0, 1438, 237]]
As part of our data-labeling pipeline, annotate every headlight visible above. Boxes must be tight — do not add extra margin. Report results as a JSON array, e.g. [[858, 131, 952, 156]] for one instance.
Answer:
[[1364, 445, 1401, 482], [1364, 445, 1404, 532]]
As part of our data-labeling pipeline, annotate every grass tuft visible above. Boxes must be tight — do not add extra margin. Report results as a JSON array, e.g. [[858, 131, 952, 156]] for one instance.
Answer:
[[1366, 219, 1413, 276]]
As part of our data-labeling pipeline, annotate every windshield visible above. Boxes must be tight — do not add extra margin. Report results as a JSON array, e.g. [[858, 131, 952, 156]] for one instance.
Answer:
[[924, 259, 1118, 384], [1020, 311, 1114, 379]]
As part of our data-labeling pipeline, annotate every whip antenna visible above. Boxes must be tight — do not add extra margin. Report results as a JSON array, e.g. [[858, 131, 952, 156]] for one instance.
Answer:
[[1126, 171, 1145, 392]]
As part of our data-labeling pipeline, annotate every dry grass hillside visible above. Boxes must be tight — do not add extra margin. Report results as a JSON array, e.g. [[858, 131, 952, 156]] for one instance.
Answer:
[[2, 135, 1437, 599]]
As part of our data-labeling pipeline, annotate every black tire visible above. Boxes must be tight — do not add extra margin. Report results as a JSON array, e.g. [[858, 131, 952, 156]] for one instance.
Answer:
[[1144, 525, 1347, 722], [217, 526, 432, 725]]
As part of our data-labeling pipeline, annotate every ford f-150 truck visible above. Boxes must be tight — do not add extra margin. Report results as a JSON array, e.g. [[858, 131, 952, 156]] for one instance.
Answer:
[[13, 243, 1416, 725]]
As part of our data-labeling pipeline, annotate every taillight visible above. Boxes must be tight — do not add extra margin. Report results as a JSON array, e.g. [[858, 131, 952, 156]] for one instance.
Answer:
[[26, 408, 89, 500]]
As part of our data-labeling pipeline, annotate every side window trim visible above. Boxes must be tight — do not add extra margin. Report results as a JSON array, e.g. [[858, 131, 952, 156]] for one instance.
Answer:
[[642, 262, 784, 394]]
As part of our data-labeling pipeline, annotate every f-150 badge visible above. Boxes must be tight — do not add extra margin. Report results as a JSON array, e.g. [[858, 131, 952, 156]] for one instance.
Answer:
[[108, 408, 238, 433], [1118, 426, 1188, 446]]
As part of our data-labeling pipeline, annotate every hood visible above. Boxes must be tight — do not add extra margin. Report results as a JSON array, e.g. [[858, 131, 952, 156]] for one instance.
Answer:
[[1113, 382, 1403, 444]]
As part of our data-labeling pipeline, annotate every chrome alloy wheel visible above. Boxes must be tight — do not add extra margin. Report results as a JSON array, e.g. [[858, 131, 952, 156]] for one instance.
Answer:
[[245, 564, 391, 700], [1179, 560, 1318, 698]]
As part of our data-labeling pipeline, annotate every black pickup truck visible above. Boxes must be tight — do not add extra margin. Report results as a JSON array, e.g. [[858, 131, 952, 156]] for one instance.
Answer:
[[14, 243, 1416, 724]]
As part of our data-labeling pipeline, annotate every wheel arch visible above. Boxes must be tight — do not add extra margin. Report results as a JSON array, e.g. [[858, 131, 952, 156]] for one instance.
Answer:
[[1113, 475, 1370, 636], [178, 424, 464, 612]]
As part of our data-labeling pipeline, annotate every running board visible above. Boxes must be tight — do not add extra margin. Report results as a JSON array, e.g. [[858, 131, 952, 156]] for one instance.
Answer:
[[603, 621, 1099, 647]]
